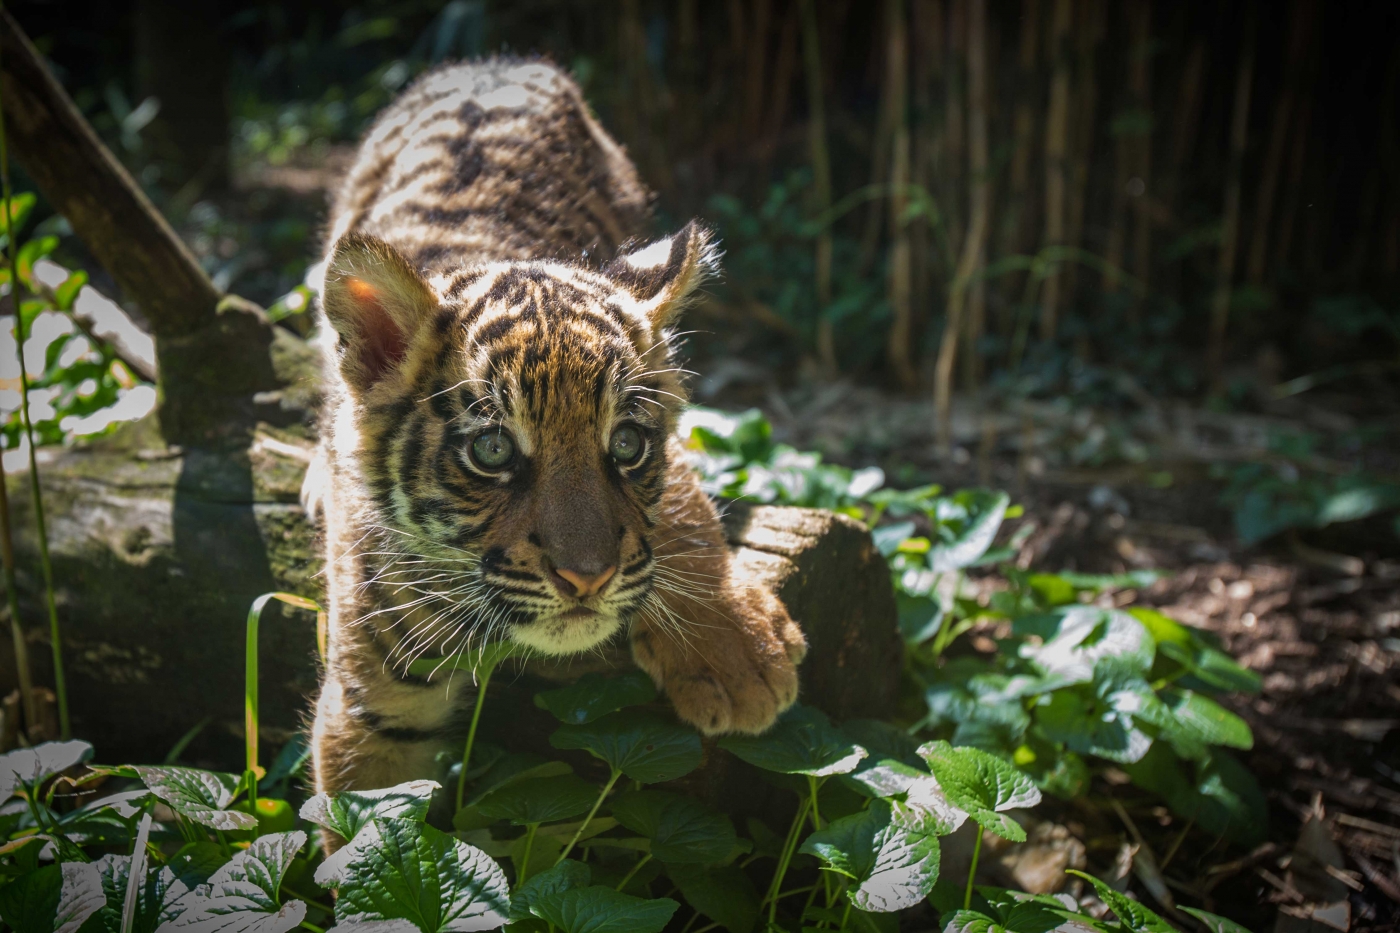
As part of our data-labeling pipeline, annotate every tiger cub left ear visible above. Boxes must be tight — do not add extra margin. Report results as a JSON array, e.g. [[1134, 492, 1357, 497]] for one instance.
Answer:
[[604, 221, 717, 342]]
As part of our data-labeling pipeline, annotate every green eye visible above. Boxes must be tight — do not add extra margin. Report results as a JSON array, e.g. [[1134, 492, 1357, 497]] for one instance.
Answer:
[[609, 424, 644, 464], [470, 430, 515, 471]]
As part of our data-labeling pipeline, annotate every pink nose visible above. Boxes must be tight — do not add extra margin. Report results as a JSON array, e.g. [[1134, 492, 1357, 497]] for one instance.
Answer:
[[551, 565, 617, 598]]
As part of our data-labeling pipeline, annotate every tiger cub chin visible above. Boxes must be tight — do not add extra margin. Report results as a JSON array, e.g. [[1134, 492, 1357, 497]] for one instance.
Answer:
[[306, 57, 806, 799]]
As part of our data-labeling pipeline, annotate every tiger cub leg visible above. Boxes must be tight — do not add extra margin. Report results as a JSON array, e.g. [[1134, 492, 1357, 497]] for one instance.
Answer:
[[629, 468, 807, 735]]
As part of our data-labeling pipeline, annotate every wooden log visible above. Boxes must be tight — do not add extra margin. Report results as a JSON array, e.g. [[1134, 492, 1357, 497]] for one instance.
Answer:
[[0, 10, 281, 444], [0, 410, 902, 770]]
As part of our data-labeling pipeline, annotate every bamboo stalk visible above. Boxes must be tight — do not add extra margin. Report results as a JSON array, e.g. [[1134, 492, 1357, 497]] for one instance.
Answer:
[[910, 0, 945, 363], [883, 0, 918, 390], [943, 0, 968, 264], [759, 4, 799, 166], [1127, 0, 1153, 323], [998, 0, 1039, 336], [1272, 88, 1312, 276], [1207, 12, 1255, 387], [745, 0, 773, 140], [1246, 0, 1311, 285], [1063, 0, 1104, 309], [1037, 0, 1073, 341], [800, 0, 837, 372], [859, 0, 901, 273], [934, 0, 988, 451]]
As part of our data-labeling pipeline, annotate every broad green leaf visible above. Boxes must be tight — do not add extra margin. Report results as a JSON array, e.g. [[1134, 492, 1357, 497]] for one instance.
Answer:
[[53, 269, 88, 312], [1142, 689, 1252, 759], [1015, 607, 1155, 683], [167, 830, 307, 933], [0, 192, 37, 240], [897, 592, 946, 644], [841, 719, 925, 768], [0, 862, 104, 933], [127, 766, 256, 831], [534, 671, 658, 724], [0, 740, 94, 802], [1181, 907, 1255, 933], [475, 775, 597, 826], [1130, 608, 1260, 694], [1192, 750, 1268, 846], [1066, 870, 1175, 933], [83, 855, 190, 933], [168, 841, 229, 889], [549, 709, 701, 784], [798, 798, 941, 912], [1033, 683, 1155, 765], [942, 910, 1009, 933], [927, 490, 1008, 572], [717, 705, 867, 776], [17, 235, 60, 285], [608, 790, 736, 864], [528, 886, 678, 933], [838, 760, 966, 835], [332, 818, 510, 931], [917, 742, 1040, 842], [300, 779, 438, 841], [847, 906, 901, 933], [666, 864, 758, 933], [508, 860, 590, 922], [467, 756, 572, 806]]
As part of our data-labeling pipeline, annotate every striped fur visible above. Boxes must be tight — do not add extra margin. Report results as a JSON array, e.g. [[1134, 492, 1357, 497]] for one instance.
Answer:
[[308, 58, 806, 805]]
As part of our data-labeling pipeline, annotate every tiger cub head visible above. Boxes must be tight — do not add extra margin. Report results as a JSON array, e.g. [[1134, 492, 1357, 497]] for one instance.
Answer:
[[320, 224, 715, 657]]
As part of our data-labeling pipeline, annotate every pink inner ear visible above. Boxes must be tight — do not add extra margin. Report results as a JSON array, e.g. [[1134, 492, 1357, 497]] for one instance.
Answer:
[[347, 278, 408, 383]]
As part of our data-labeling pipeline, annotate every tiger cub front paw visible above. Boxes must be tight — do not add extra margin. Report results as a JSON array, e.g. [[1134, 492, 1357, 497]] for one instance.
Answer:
[[636, 588, 807, 736]]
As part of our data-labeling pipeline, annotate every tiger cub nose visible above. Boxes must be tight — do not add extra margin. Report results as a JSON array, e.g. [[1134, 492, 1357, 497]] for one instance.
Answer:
[[551, 565, 617, 598]]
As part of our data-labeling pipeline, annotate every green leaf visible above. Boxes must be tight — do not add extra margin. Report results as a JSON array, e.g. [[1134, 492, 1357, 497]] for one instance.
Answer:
[[1015, 607, 1155, 684], [168, 830, 307, 933], [534, 671, 658, 725], [299, 778, 437, 843], [608, 790, 736, 864], [509, 860, 590, 922], [126, 766, 257, 831], [942, 910, 1009, 933], [0, 740, 94, 802], [167, 841, 229, 890], [1181, 907, 1255, 933], [837, 760, 966, 835], [83, 855, 190, 933], [798, 798, 941, 912], [467, 756, 572, 807], [17, 235, 60, 286], [332, 818, 510, 931], [53, 269, 88, 312], [0, 862, 105, 933], [1066, 870, 1175, 933], [549, 708, 701, 784], [528, 886, 679, 933], [0, 192, 37, 240], [916, 742, 1040, 842], [666, 864, 758, 933], [717, 705, 867, 776], [1129, 608, 1260, 694], [1033, 680, 1156, 765], [927, 491, 1008, 572], [475, 774, 598, 826], [1143, 689, 1252, 758]]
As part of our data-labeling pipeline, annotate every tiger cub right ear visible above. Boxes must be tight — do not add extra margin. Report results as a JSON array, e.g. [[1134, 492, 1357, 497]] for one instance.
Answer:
[[321, 233, 439, 393]]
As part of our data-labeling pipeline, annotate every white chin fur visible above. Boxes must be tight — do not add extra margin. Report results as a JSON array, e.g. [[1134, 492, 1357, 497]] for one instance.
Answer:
[[509, 613, 625, 656]]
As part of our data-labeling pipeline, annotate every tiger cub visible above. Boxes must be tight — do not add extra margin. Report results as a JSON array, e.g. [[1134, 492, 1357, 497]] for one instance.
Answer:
[[308, 58, 807, 798]]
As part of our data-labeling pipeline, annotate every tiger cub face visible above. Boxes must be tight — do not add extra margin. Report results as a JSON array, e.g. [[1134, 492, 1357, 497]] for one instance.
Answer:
[[320, 223, 713, 658]]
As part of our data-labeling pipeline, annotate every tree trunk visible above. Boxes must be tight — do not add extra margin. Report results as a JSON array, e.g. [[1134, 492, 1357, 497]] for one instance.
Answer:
[[1037, 0, 1073, 341]]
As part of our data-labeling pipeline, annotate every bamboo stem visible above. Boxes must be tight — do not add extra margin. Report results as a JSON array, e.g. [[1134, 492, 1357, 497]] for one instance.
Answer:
[[1247, 0, 1310, 285], [1037, 0, 1073, 341], [934, 0, 988, 452], [1127, 0, 1153, 324], [1063, 0, 1104, 311], [800, 0, 837, 372], [884, 0, 918, 390], [1207, 11, 1255, 387]]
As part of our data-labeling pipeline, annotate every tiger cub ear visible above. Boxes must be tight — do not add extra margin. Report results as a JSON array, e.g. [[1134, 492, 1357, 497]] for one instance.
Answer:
[[321, 233, 439, 393], [604, 221, 717, 343]]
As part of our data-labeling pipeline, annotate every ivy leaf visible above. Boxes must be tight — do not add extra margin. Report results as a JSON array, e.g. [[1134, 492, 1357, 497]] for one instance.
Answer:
[[717, 705, 867, 777], [0, 741, 94, 802], [549, 709, 701, 784], [917, 741, 1040, 842], [332, 819, 510, 931], [83, 855, 191, 933], [165, 831, 307, 933], [0, 862, 105, 933], [534, 671, 658, 725], [797, 798, 941, 912], [1015, 607, 1155, 684], [508, 860, 590, 922], [608, 790, 736, 864], [1181, 907, 1255, 933], [666, 864, 759, 933], [301, 780, 439, 885], [1066, 870, 1176, 933], [125, 766, 256, 831], [475, 775, 598, 826], [528, 886, 678, 933]]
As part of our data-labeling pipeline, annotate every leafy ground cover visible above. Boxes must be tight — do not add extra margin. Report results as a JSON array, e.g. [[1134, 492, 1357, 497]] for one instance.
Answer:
[[0, 408, 1287, 933]]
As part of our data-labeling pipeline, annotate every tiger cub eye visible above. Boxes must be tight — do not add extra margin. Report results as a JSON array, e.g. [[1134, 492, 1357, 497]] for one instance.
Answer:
[[471, 430, 515, 470], [609, 424, 644, 464]]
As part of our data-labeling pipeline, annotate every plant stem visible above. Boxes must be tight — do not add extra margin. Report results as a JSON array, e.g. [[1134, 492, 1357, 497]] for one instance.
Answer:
[[245, 597, 266, 811], [963, 828, 983, 910], [765, 796, 813, 926], [615, 852, 652, 892], [808, 775, 836, 908], [0, 36, 58, 740], [839, 899, 853, 931], [455, 666, 494, 812], [556, 768, 621, 865], [517, 823, 538, 887]]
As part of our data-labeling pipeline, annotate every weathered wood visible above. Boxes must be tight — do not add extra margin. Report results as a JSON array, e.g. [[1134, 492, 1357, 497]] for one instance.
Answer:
[[0, 411, 901, 769], [0, 11, 282, 444]]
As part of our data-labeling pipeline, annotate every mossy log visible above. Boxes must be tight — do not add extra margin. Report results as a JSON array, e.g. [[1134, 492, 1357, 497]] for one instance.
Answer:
[[0, 407, 901, 768]]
